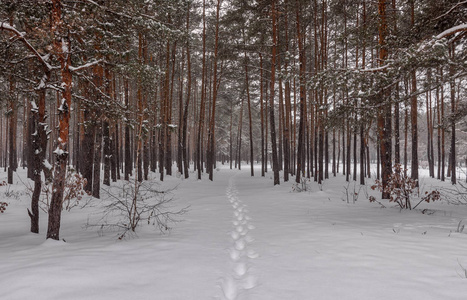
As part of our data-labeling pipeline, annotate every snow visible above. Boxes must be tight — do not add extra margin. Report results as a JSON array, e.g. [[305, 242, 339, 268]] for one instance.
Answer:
[[61, 38, 69, 54], [1, 166, 467, 300], [435, 23, 467, 40], [68, 60, 102, 72], [31, 100, 39, 111], [53, 147, 66, 156], [0, 22, 24, 37], [43, 160, 53, 170]]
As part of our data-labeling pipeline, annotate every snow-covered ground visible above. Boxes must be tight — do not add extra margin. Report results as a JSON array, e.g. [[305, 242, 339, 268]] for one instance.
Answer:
[[1, 165, 467, 300]]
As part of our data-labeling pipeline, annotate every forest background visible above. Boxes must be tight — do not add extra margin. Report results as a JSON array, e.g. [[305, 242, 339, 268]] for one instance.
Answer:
[[0, 0, 466, 240]]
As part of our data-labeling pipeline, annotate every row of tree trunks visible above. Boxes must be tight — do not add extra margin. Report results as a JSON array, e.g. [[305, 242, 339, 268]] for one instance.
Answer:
[[1, 0, 465, 242]]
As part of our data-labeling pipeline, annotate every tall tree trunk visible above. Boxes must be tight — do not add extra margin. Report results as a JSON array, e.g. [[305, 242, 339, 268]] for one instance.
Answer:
[[165, 41, 176, 177], [295, 0, 306, 184], [177, 58, 185, 175], [182, 2, 192, 179], [27, 97, 34, 180], [244, 47, 254, 176], [440, 69, 445, 182], [7, 75, 17, 184], [229, 99, 233, 169], [160, 39, 171, 181], [197, 0, 207, 180], [92, 123, 102, 198], [82, 117, 95, 193], [284, 77, 291, 181], [409, 0, 418, 186], [47, 0, 73, 240], [103, 67, 112, 185], [124, 74, 132, 181], [103, 120, 111, 186], [111, 126, 117, 182], [237, 97, 244, 170], [426, 75, 434, 178], [436, 71, 441, 179], [137, 34, 145, 183], [378, 0, 392, 199], [449, 45, 456, 184], [270, 0, 280, 185], [265, 69, 269, 174], [29, 69, 50, 233], [259, 53, 265, 177], [207, 0, 221, 181], [360, 124, 365, 185]]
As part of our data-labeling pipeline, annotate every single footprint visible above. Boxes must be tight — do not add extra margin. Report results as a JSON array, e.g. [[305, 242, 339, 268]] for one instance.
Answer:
[[228, 248, 241, 261], [231, 231, 240, 240], [247, 249, 259, 259], [242, 275, 258, 290], [244, 235, 254, 243], [220, 276, 238, 300], [235, 239, 246, 251], [234, 262, 247, 277]]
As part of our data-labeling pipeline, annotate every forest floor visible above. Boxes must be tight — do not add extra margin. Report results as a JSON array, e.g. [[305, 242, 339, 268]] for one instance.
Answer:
[[1, 165, 467, 300]]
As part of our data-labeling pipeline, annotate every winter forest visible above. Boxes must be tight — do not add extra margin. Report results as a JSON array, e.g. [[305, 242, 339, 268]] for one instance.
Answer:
[[1, 0, 467, 299]]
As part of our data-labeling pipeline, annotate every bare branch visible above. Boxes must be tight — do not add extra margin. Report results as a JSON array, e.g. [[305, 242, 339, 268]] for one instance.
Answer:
[[433, 1, 467, 21]]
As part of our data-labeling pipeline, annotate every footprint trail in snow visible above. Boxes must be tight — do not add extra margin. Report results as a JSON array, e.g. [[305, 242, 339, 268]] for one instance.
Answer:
[[219, 175, 258, 300]]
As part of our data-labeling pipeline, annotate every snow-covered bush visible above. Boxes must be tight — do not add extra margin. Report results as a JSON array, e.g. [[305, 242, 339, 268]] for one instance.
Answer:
[[369, 164, 440, 209]]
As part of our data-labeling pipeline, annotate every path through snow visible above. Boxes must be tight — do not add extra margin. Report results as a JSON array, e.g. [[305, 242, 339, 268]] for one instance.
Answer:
[[219, 173, 258, 300]]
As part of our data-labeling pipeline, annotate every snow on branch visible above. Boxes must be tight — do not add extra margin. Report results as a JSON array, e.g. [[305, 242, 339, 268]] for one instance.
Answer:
[[435, 23, 467, 40], [0, 22, 53, 71], [350, 24, 466, 74], [356, 64, 390, 73], [82, 0, 134, 19], [68, 59, 102, 72]]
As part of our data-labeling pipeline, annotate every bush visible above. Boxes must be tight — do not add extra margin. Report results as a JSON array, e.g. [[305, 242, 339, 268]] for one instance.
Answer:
[[88, 181, 188, 239], [369, 164, 440, 209], [292, 177, 311, 192], [25, 167, 89, 212]]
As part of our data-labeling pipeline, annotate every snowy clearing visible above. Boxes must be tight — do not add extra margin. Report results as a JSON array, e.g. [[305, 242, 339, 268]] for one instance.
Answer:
[[1, 166, 467, 300]]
